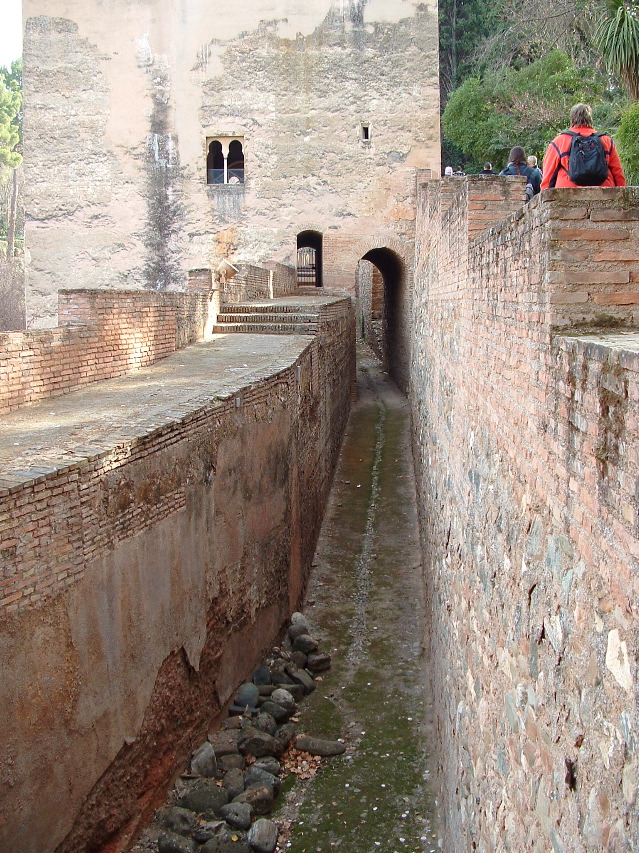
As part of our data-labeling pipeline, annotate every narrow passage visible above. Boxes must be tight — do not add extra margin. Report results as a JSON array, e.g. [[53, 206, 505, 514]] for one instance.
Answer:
[[280, 345, 440, 852]]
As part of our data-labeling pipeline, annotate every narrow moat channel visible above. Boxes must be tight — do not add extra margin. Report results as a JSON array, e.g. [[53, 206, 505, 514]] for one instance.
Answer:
[[280, 345, 440, 852], [132, 345, 440, 853]]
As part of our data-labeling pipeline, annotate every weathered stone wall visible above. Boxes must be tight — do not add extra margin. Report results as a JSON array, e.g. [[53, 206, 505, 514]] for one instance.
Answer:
[[0, 298, 354, 851], [22, 0, 440, 327], [411, 181, 639, 851]]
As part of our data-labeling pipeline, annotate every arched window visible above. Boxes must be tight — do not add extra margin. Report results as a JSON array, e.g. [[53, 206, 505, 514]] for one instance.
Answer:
[[206, 137, 245, 185], [227, 140, 244, 184], [207, 141, 224, 184]]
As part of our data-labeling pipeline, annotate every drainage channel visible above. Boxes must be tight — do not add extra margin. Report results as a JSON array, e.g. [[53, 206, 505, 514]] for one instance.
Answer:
[[277, 344, 441, 852], [131, 345, 441, 853]]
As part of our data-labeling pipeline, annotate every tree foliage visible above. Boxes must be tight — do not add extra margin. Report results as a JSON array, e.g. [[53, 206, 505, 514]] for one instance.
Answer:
[[0, 59, 22, 174], [439, 0, 501, 100], [441, 50, 609, 169], [617, 101, 639, 182], [595, 0, 639, 100]]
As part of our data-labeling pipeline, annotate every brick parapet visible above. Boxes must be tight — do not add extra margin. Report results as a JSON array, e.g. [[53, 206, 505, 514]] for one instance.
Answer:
[[0, 290, 209, 414], [222, 262, 297, 303], [0, 297, 354, 616], [411, 181, 639, 850]]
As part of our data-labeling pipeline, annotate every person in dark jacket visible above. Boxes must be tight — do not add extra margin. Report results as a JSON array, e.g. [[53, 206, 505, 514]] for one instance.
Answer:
[[480, 162, 496, 175], [499, 146, 541, 196]]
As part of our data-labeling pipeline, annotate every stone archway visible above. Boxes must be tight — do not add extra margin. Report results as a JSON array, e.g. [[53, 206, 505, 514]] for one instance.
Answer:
[[321, 234, 413, 392], [296, 230, 323, 287], [359, 247, 410, 392]]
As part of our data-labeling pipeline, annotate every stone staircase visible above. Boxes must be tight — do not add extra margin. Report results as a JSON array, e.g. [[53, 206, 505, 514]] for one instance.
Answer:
[[212, 302, 320, 335]]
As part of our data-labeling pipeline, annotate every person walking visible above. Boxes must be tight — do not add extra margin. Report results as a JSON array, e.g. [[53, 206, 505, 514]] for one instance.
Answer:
[[500, 146, 542, 196], [527, 155, 543, 185], [541, 103, 626, 189]]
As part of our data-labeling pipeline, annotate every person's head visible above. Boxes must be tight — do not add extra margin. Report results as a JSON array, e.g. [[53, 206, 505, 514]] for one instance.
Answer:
[[444, 166, 453, 176], [509, 146, 526, 165], [570, 103, 594, 128], [527, 155, 537, 167], [483, 162, 492, 171]]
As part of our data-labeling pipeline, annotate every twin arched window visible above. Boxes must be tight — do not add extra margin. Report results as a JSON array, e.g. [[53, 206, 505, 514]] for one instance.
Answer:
[[207, 138, 244, 185]]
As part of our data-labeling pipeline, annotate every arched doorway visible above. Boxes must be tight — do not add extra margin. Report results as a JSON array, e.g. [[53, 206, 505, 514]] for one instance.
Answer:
[[359, 248, 408, 391], [296, 231, 323, 287]]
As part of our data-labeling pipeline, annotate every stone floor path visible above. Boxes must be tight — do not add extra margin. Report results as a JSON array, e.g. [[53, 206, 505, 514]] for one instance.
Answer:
[[278, 344, 440, 852]]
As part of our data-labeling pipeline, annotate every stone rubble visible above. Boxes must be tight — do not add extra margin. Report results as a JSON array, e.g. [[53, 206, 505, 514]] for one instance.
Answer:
[[131, 612, 342, 853]]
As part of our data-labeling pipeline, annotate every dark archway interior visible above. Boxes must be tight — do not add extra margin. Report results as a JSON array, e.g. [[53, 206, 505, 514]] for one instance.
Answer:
[[207, 141, 224, 184], [297, 230, 323, 287], [228, 140, 244, 183], [361, 248, 407, 391]]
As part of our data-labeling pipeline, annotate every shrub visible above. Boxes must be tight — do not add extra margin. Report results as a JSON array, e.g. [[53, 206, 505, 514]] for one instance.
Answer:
[[616, 101, 639, 185]]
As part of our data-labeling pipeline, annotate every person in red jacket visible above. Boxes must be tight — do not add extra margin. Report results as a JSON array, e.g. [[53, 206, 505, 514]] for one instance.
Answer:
[[541, 103, 626, 190]]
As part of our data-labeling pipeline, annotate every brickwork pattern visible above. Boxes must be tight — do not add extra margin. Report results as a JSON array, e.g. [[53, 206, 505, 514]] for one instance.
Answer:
[[0, 290, 209, 415], [0, 296, 354, 853], [411, 180, 639, 851]]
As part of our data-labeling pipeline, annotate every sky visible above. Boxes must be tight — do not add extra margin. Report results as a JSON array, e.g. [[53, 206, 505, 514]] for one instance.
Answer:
[[1, 0, 22, 69]]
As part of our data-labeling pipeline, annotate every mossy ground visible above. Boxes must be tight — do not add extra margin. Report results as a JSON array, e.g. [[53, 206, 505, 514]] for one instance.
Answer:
[[280, 349, 440, 852]]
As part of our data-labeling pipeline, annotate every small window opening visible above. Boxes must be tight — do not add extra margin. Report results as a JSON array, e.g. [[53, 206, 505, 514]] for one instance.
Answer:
[[360, 123, 371, 142], [206, 137, 245, 185], [227, 139, 245, 184], [207, 141, 224, 184]]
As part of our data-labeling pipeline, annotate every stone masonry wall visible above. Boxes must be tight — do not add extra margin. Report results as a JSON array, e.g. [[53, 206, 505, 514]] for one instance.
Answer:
[[411, 179, 639, 851], [0, 297, 354, 852], [0, 290, 209, 415]]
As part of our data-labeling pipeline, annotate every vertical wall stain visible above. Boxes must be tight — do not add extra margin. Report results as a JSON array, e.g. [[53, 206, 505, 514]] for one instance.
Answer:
[[143, 71, 185, 291]]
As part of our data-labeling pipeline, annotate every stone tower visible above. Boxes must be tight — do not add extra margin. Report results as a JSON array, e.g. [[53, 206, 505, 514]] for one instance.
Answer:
[[22, 0, 440, 327]]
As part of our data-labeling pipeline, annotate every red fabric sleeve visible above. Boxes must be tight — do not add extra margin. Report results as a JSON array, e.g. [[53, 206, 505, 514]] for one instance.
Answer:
[[540, 138, 562, 190]]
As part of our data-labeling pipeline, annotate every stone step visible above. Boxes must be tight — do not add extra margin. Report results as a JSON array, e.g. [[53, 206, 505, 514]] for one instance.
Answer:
[[217, 312, 317, 324], [212, 322, 319, 335], [219, 303, 319, 315]]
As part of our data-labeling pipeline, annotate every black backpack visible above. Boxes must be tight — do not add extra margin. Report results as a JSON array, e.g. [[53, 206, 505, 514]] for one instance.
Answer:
[[565, 131, 609, 186]]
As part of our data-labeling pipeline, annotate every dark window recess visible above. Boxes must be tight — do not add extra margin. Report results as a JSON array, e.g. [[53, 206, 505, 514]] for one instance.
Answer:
[[361, 123, 370, 141], [207, 139, 245, 185], [227, 139, 245, 184]]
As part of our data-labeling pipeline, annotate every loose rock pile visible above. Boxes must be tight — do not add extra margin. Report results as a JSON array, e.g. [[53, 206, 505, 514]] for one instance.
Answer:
[[139, 612, 345, 853]]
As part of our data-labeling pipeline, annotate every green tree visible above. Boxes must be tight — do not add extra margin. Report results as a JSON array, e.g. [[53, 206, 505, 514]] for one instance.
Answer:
[[441, 50, 607, 168], [595, 0, 639, 100], [617, 101, 639, 181], [0, 60, 21, 173], [0, 60, 22, 261], [439, 0, 501, 101]]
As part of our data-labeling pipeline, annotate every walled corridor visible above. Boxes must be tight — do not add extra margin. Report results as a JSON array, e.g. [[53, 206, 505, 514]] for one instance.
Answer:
[[280, 343, 440, 851]]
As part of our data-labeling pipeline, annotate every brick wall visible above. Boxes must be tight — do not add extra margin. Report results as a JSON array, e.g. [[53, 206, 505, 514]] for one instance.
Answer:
[[0, 297, 354, 852], [222, 262, 298, 303], [357, 259, 384, 361], [411, 180, 639, 851], [0, 290, 209, 414]]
